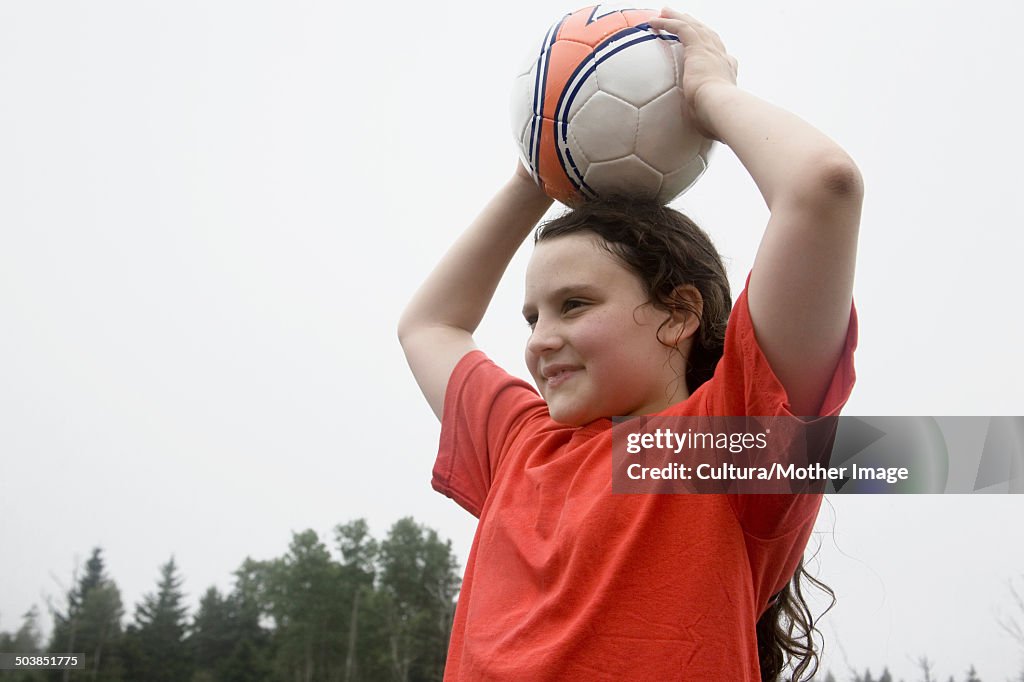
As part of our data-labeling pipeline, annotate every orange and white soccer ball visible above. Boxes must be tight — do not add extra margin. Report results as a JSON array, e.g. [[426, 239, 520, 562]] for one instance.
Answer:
[[510, 5, 714, 205]]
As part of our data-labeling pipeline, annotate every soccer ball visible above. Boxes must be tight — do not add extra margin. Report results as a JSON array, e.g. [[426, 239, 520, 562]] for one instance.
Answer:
[[510, 5, 714, 206]]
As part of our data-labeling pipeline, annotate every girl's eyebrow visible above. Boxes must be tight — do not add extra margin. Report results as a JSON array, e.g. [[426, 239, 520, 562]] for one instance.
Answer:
[[522, 284, 599, 316]]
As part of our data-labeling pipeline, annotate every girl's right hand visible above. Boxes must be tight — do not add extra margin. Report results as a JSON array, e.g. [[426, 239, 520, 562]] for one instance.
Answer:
[[647, 9, 739, 141]]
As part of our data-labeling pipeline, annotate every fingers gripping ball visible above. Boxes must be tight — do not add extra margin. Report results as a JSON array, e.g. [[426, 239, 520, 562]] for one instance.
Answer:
[[510, 5, 714, 206]]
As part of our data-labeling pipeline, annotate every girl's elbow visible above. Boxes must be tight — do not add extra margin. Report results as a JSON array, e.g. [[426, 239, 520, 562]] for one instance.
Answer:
[[781, 154, 863, 218], [774, 153, 864, 214], [817, 154, 864, 201], [397, 309, 421, 345]]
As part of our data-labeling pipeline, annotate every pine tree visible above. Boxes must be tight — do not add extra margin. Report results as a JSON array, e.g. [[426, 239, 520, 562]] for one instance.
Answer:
[[46, 548, 124, 681], [189, 582, 271, 682], [0, 607, 45, 682], [965, 665, 981, 682], [49, 551, 97, 657], [229, 556, 275, 673], [189, 587, 234, 680], [122, 557, 191, 682], [8, 606, 43, 653]]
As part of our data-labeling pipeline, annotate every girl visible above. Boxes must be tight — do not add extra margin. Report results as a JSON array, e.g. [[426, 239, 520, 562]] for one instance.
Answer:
[[398, 8, 862, 681]]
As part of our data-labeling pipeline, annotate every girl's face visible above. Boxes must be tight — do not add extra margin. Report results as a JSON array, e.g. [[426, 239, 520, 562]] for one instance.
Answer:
[[523, 233, 690, 425]]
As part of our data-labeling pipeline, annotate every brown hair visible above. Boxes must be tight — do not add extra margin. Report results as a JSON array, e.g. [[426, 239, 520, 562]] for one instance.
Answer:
[[535, 195, 832, 681]]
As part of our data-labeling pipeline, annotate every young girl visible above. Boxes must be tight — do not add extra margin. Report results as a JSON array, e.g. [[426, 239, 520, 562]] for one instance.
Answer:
[[398, 9, 862, 681]]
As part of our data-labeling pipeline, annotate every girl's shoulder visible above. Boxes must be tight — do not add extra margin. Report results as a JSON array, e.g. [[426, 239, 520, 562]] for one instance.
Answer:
[[667, 284, 858, 419]]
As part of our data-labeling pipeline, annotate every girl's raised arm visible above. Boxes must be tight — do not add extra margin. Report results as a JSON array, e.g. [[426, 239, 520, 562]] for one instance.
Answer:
[[397, 165, 553, 420], [649, 10, 864, 416]]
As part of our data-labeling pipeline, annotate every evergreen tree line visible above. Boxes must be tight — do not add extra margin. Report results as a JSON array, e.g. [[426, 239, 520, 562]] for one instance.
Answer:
[[817, 660, 1015, 682], [0, 517, 460, 682], [3, 520, 1023, 682]]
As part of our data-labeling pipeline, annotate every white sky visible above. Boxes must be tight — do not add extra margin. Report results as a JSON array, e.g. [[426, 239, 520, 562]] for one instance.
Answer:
[[2, 1, 1023, 680]]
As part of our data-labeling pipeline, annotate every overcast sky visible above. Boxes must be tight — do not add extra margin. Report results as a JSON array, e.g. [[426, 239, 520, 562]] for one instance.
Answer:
[[2, 1, 1023, 680]]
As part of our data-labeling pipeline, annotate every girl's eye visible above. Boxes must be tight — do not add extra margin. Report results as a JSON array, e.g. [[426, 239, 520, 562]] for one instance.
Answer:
[[524, 300, 586, 330]]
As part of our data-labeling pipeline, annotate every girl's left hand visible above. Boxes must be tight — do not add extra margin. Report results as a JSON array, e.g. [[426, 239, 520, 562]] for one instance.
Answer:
[[647, 9, 738, 140]]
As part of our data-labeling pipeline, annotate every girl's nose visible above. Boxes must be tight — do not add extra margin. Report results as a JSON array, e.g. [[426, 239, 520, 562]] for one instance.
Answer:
[[526, 317, 564, 355]]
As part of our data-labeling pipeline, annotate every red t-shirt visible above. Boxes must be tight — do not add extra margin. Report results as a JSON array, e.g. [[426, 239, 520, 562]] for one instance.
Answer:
[[433, 287, 858, 681]]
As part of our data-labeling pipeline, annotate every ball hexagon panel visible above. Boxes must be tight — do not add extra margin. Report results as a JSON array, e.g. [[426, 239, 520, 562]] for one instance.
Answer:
[[595, 37, 677, 108], [584, 155, 663, 199], [566, 74, 600, 121], [510, 73, 537, 147], [658, 149, 713, 201], [514, 33, 549, 79], [565, 127, 592, 181], [636, 88, 699, 174], [569, 91, 639, 163]]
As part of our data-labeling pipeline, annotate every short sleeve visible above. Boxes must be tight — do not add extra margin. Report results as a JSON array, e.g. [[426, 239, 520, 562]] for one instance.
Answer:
[[695, 285, 858, 538], [697, 285, 859, 611], [432, 350, 547, 518], [698, 285, 859, 420]]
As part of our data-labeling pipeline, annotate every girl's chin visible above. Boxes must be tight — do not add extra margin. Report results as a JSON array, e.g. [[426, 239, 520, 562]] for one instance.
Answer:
[[547, 401, 601, 427]]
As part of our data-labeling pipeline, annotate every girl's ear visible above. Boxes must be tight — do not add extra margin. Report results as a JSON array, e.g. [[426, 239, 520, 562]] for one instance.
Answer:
[[661, 284, 703, 347]]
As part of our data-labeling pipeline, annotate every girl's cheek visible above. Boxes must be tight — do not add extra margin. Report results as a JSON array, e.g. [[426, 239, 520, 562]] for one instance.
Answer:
[[524, 349, 539, 379], [573, 314, 614, 353]]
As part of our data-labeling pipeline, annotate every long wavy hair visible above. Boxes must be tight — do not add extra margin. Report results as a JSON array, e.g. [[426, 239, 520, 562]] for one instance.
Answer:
[[535, 195, 833, 681]]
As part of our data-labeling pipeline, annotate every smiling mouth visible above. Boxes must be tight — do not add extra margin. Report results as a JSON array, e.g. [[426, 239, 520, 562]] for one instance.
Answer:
[[544, 368, 579, 389]]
